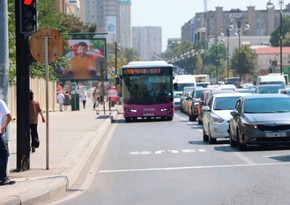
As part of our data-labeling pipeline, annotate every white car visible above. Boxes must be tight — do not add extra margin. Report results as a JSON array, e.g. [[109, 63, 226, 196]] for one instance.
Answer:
[[173, 91, 182, 109], [202, 93, 250, 144]]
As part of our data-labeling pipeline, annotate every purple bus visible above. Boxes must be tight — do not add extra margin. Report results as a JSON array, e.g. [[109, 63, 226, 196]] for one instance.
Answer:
[[122, 61, 174, 122]]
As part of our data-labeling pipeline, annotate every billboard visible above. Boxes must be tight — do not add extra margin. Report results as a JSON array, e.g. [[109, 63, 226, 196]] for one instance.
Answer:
[[55, 38, 106, 80], [106, 16, 117, 44]]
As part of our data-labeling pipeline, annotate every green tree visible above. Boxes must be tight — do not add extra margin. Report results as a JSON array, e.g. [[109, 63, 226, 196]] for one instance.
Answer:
[[8, 0, 97, 83], [230, 45, 256, 79], [270, 15, 290, 46], [203, 43, 227, 81]]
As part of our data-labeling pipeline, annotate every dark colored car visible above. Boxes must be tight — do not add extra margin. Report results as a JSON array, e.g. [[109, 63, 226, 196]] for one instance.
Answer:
[[229, 94, 290, 150], [188, 87, 211, 122]]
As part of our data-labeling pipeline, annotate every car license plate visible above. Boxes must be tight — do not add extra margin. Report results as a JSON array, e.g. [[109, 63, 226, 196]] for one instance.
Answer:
[[265, 132, 287, 137]]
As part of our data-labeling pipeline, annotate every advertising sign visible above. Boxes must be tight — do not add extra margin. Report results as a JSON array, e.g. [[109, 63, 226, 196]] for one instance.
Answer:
[[55, 38, 106, 80]]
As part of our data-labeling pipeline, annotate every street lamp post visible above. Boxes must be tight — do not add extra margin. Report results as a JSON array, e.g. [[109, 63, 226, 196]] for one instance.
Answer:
[[279, 0, 284, 75], [237, 21, 250, 87], [226, 26, 232, 79], [114, 41, 118, 77], [237, 21, 242, 86], [215, 38, 219, 83]]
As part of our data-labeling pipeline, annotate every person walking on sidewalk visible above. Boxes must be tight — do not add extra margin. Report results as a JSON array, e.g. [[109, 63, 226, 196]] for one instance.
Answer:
[[64, 91, 71, 111], [81, 89, 88, 109], [30, 90, 45, 153], [57, 91, 65, 112], [92, 88, 98, 110], [0, 98, 14, 186]]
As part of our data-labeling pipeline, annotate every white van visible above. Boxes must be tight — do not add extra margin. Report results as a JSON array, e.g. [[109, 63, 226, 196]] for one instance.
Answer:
[[173, 75, 197, 92], [256, 74, 286, 86]]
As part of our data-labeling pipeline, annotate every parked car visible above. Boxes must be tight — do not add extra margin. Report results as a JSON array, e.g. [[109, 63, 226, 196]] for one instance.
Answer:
[[188, 87, 211, 121], [173, 91, 182, 110], [255, 84, 285, 94], [229, 94, 290, 150], [202, 93, 249, 144]]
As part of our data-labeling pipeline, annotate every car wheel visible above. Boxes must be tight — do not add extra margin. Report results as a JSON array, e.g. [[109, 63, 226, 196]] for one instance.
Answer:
[[203, 127, 209, 142], [208, 125, 217, 144], [198, 119, 202, 125], [237, 129, 246, 151], [229, 126, 237, 147]]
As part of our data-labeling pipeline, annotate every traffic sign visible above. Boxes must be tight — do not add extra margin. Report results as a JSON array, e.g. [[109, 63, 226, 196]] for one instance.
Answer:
[[29, 28, 64, 64]]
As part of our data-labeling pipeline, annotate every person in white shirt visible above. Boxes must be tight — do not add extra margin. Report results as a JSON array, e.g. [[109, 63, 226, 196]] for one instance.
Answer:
[[57, 91, 65, 112], [81, 89, 88, 109], [0, 99, 15, 185]]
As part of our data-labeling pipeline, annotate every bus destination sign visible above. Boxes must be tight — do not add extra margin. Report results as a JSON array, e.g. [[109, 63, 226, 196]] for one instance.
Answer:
[[123, 68, 161, 75]]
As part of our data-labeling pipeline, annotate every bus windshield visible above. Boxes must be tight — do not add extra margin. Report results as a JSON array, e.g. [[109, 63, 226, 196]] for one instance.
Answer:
[[122, 67, 173, 105]]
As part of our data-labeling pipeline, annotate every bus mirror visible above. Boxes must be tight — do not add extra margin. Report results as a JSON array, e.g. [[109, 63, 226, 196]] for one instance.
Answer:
[[173, 83, 177, 90]]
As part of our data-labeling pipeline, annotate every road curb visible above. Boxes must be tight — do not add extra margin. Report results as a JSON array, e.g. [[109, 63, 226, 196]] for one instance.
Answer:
[[1, 113, 117, 205]]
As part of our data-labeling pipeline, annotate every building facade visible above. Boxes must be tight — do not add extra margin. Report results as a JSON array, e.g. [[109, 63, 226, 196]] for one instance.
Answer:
[[119, 0, 132, 49], [132, 26, 162, 61], [181, 2, 290, 47]]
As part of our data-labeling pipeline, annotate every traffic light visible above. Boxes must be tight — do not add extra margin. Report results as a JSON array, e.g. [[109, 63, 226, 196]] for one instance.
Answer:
[[20, 0, 37, 35]]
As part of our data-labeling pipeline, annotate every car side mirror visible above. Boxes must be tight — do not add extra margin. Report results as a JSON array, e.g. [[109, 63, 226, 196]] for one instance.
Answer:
[[230, 110, 239, 116]]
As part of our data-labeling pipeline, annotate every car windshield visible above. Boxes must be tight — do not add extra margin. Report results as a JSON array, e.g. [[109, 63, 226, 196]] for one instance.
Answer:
[[213, 96, 240, 110], [244, 98, 290, 113]]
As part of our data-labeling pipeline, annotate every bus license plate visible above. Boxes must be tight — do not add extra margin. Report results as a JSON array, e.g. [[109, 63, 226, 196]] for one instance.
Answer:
[[265, 132, 287, 137], [143, 113, 154, 116]]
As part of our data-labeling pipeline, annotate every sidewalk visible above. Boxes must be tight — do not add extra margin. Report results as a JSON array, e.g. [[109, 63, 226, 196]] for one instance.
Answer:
[[0, 101, 122, 205]]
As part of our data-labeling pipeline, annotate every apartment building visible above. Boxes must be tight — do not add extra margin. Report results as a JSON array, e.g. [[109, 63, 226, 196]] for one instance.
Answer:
[[132, 26, 162, 61]]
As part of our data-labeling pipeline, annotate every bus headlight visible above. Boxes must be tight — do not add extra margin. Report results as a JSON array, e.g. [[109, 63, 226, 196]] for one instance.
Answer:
[[161, 106, 173, 112], [125, 108, 137, 113]]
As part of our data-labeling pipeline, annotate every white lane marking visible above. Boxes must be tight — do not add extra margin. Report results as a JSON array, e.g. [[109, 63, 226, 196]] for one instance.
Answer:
[[262, 154, 282, 158], [99, 162, 290, 173], [233, 152, 256, 164], [129, 149, 206, 155]]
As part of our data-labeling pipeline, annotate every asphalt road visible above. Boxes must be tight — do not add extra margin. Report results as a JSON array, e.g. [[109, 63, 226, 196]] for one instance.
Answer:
[[48, 111, 290, 205]]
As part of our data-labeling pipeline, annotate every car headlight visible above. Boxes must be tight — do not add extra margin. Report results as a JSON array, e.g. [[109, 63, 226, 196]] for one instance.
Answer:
[[241, 119, 257, 129], [210, 113, 225, 123]]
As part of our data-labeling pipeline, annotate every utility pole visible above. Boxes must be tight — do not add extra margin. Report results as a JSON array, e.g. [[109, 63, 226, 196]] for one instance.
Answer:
[[15, 0, 32, 171], [0, 0, 10, 147]]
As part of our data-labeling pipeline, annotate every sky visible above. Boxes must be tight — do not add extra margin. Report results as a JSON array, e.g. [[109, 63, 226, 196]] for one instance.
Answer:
[[131, 0, 281, 51]]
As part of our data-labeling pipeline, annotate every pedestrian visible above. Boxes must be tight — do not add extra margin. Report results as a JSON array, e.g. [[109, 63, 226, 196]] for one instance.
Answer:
[[81, 89, 88, 109], [92, 89, 98, 110], [64, 91, 71, 111], [29, 90, 45, 153], [0, 98, 15, 185], [57, 91, 65, 112]]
